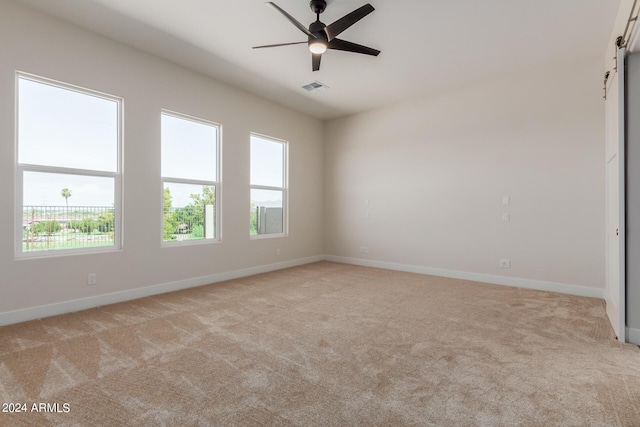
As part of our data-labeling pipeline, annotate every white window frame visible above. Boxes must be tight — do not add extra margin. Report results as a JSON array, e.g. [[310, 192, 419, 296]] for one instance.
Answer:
[[161, 110, 221, 247], [14, 72, 123, 259], [250, 133, 288, 239]]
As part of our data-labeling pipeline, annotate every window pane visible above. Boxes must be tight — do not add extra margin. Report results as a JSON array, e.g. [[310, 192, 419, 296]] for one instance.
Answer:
[[18, 78, 118, 172], [250, 135, 283, 187], [250, 189, 283, 235], [164, 182, 216, 241], [22, 172, 115, 252], [162, 114, 217, 181]]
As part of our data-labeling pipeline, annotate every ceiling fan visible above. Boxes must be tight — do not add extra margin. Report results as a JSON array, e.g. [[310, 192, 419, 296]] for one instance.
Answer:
[[253, 0, 380, 72]]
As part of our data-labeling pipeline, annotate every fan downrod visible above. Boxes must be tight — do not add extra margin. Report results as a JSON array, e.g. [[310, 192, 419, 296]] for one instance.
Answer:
[[310, 0, 326, 14]]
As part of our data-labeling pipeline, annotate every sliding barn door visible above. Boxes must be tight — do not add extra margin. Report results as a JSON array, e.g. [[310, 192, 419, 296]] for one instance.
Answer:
[[605, 47, 626, 342]]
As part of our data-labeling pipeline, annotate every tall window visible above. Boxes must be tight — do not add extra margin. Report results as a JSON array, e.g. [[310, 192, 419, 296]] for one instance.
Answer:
[[161, 111, 220, 244], [16, 74, 122, 256], [250, 133, 287, 237]]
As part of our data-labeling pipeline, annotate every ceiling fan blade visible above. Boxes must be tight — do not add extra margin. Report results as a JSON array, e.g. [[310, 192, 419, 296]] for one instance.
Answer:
[[253, 41, 307, 49], [328, 38, 380, 56], [265, 2, 317, 39], [312, 53, 322, 72], [324, 4, 375, 41]]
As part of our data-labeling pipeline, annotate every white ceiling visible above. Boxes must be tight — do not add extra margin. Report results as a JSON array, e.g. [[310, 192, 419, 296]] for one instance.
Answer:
[[13, 0, 621, 120]]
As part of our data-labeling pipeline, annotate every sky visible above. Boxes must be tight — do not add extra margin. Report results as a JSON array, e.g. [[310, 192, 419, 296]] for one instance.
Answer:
[[161, 113, 217, 182], [19, 76, 284, 209], [19, 77, 118, 173], [19, 77, 117, 206], [23, 172, 114, 207], [250, 135, 284, 188]]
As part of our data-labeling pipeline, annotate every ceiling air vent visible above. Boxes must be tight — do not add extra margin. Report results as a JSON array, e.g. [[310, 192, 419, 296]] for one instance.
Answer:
[[302, 81, 329, 92]]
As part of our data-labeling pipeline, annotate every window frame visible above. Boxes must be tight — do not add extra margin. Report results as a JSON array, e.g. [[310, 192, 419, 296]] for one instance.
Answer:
[[160, 109, 221, 247], [249, 132, 288, 239], [14, 72, 124, 259]]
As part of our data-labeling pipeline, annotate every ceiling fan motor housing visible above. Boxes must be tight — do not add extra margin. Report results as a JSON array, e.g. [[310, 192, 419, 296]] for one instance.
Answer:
[[309, 20, 326, 35], [308, 20, 328, 45], [310, 0, 327, 14]]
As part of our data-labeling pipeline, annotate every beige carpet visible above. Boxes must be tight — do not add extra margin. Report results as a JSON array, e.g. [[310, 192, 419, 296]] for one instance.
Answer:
[[1, 261, 639, 426]]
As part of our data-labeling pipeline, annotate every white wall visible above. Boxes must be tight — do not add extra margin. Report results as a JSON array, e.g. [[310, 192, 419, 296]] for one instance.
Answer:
[[0, 0, 324, 321], [324, 58, 605, 292]]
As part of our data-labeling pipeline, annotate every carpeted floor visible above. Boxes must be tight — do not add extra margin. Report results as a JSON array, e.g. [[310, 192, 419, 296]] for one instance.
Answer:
[[1, 261, 639, 426]]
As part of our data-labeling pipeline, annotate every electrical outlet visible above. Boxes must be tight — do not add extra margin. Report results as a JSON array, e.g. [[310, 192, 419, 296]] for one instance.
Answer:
[[359, 246, 369, 254], [276, 248, 281, 256], [499, 259, 511, 269], [87, 273, 97, 285], [502, 213, 510, 222]]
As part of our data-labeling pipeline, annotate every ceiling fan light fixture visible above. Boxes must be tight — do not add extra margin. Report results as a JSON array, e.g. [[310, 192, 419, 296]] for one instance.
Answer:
[[309, 41, 327, 54]]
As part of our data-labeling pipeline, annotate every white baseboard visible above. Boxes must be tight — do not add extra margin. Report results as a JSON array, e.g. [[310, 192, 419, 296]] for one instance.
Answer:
[[0, 255, 324, 326], [0, 254, 608, 327], [324, 255, 606, 299], [627, 327, 640, 346]]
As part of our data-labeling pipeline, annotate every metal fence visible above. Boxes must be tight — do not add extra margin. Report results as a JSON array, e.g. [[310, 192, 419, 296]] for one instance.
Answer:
[[163, 205, 215, 241], [22, 204, 217, 250], [22, 206, 115, 252]]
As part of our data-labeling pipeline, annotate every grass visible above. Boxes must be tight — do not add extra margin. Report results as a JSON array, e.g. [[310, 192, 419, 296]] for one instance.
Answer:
[[23, 232, 114, 252]]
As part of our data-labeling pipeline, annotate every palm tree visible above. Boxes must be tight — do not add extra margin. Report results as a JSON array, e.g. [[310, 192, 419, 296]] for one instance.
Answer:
[[61, 188, 71, 209]]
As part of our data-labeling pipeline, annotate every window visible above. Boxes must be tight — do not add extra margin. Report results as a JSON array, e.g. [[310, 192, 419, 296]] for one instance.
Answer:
[[16, 74, 122, 256], [161, 111, 220, 244], [250, 134, 287, 237]]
